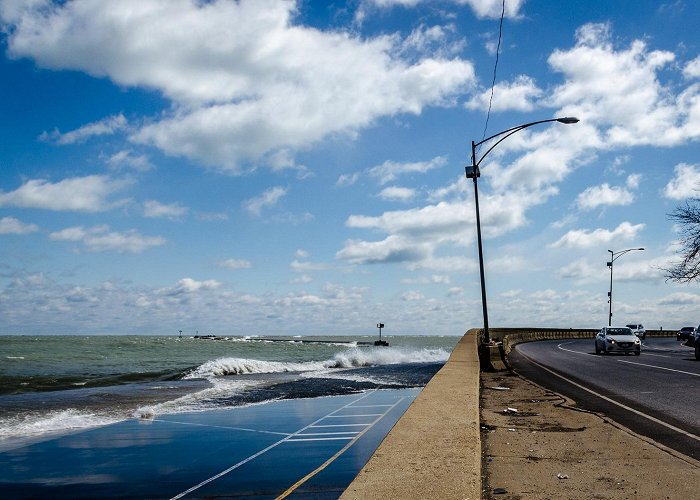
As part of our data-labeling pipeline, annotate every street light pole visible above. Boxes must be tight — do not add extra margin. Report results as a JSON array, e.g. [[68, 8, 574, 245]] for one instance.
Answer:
[[467, 117, 579, 344], [607, 247, 644, 326]]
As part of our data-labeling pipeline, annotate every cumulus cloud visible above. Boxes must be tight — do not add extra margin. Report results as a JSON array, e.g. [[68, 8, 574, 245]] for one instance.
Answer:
[[243, 186, 288, 216], [1, 0, 475, 172], [547, 22, 700, 148], [369, 156, 448, 185], [219, 258, 252, 270], [664, 163, 700, 199], [50, 225, 166, 253], [143, 200, 188, 219], [550, 222, 645, 249], [361, 0, 525, 19], [39, 114, 127, 145], [576, 183, 634, 211], [0, 175, 128, 212], [337, 176, 557, 269], [162, 278, 221, 296], [466, 75, 542, 112], [0, 216, 39, 235], [684, 55, 700, 79], [105, 150, 154, 172], [379, 186, 416, 202]]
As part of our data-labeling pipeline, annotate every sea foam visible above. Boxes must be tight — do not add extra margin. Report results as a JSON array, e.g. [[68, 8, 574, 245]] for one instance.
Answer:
[[0, 409, 121, 441], [185, 347, 449, 379]]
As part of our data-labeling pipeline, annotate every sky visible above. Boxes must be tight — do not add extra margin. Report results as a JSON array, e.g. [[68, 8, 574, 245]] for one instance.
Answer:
[[2, 0, 700, 336]]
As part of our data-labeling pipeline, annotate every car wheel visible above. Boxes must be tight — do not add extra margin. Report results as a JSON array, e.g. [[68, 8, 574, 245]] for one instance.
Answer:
[[634, 350, 640, 356], [595, 342, 600, 355], [695, 345, 700, 361]]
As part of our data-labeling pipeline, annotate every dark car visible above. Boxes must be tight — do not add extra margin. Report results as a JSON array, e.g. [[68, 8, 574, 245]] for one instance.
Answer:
[[677, 326, 695, 341]]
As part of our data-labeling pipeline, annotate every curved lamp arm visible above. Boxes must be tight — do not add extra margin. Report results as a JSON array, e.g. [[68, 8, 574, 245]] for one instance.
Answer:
[[472, 117, 579, 169]]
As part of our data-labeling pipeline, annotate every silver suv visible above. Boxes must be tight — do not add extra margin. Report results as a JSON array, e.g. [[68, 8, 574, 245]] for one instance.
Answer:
[[626, 323, 646, 340]]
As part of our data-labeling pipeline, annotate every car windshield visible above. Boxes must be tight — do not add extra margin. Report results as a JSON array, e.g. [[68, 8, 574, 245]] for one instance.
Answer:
[[626, 324, 637, 329], [608, 328, 632, 335]]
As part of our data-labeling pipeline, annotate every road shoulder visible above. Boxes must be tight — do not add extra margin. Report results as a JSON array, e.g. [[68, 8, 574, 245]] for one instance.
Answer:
[[480, 368, 699, 499]]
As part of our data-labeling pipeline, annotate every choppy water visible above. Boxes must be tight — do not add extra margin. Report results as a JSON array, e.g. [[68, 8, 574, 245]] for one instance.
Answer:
[[0, 335, 458, 445]]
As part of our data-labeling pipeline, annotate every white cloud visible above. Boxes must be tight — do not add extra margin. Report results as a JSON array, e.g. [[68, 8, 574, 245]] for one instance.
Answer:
[[0, 216, 39, 235], [664, 163, 700, 200], [0, 175, 128, 212], [50, 225, 166, 253], [336, 234, 431, 265], [626, 173, 641, 189], [39, 114, 127, 145], [401, 290, 424, 301], [337, 176, 557, 269], [336, 173, 361, 188], [243, 186, 287, 216], [550, 222, 645, 249], [466, 75, 542, 112], [369, 156, 447, 185], [362, 0, 525, 19], [1, 0, 475, 172], [105, 150, 154, 172], [219, 258, 252, 270], [657, 292, 700, 306], [684, 55, 700, 79], [163, 278, 221, 296], [379, 186, 416, 202], [547, 22, 700, 148], [143, 200, 188, 219], [576, 183, 634, 211], [399, 24, 466, 59], [289, 259, 330, 272]]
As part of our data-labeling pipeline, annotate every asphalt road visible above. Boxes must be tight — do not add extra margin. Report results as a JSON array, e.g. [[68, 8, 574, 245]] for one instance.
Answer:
[[509, 337, 700, 461]]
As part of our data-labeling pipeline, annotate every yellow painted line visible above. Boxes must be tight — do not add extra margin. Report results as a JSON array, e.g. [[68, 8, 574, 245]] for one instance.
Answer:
[[275, 396, 406, 500]]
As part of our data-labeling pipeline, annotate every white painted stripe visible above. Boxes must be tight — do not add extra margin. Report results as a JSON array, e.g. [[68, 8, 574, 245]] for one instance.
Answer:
[[153, 419, 291, 437], [170, 390, 378, 500], [276, 396, 408, 499], [296, 431, 359, 436], [517, 350, 700, 443], [309, 423, 368, 428], [348, 404, 393, 408], [287, 437, 354, 442], [325, 413, 382, 418], [617, 359, 700, 377]]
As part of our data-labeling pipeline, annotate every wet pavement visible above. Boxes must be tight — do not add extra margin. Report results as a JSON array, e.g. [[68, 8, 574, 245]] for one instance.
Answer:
[[0, 388, 419, 499]]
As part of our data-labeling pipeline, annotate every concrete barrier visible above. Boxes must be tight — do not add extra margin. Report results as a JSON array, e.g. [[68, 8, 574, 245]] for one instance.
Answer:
[[343, 326, 675, 499], [341, 330, 481, 500]]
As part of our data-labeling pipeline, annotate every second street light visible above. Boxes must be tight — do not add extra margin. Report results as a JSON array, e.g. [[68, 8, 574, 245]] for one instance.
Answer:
[[607, 247, 645, 326], [467, 117, 579, 344]]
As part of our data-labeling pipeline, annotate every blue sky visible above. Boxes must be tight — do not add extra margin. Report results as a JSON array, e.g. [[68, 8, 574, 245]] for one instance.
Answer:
[[2, 0, 700, 335]]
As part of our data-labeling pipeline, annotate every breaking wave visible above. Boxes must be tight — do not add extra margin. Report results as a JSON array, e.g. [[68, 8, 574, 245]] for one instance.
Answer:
[[185, 347, 449, 379]]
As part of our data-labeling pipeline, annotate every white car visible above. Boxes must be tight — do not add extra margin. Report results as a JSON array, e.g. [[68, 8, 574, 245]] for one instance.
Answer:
[[625, 323, 646, 340], [595, 326, 641, 355]]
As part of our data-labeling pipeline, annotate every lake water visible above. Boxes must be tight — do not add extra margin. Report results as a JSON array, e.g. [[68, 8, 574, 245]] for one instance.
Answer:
[[0, 334, 459, 446]]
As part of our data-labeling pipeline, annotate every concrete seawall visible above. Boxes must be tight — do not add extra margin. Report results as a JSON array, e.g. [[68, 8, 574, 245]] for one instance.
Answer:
[[343, 327, 686, 499], [341, 330, 481, 500]]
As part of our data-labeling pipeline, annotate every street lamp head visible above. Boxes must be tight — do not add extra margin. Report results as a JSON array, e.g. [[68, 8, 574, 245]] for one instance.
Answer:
[[556, 117, 579, 124], [638, 247, 645, 251]]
